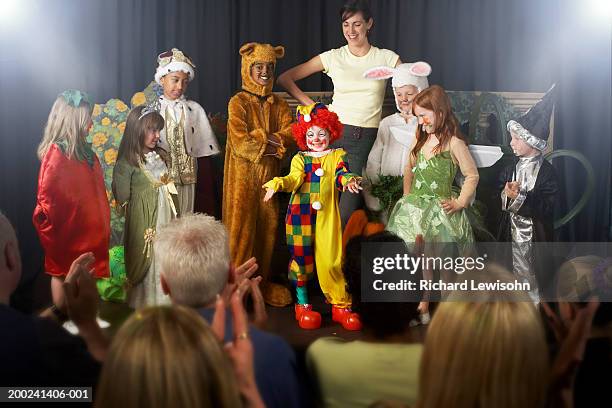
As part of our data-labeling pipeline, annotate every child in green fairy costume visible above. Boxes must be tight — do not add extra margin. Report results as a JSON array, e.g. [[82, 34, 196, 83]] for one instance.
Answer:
[[387, 85, 479, 319]]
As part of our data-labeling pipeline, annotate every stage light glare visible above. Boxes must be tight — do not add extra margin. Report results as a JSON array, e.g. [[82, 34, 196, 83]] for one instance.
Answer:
[[589, 0, 612, 23], [0, 0, 26, 27]]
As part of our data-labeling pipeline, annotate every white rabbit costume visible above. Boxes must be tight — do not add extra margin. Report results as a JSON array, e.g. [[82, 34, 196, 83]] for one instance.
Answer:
[[363, 62, 431, 214]]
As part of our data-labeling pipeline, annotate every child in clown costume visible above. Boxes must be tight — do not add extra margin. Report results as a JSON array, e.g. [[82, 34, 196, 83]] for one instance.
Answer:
[[263, 103, 362, 330]]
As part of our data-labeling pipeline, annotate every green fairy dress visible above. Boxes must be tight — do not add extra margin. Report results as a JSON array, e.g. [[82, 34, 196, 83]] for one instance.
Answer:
[[387, 151, 474, 249]]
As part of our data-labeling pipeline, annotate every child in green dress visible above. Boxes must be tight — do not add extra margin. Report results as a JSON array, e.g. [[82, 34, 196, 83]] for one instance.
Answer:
[[112, 105, 178, 308], [386, 85, 479, 319]]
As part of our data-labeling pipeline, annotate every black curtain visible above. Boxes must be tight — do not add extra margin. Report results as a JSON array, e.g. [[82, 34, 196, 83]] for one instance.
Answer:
[[0, 0, 610, 294]]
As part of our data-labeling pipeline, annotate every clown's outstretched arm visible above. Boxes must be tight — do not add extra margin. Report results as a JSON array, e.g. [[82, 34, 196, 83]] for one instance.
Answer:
[[227, 96, 273, 163], [262, 154, 306, 199], [334, 150, 361, 192]]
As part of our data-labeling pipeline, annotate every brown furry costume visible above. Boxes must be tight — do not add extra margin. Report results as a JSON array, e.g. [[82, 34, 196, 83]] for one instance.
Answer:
[[222, 43, 294, 306]]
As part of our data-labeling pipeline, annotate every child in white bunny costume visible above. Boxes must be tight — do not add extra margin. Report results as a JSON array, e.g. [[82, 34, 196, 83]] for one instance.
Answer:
[[363, 62, 431, 218]]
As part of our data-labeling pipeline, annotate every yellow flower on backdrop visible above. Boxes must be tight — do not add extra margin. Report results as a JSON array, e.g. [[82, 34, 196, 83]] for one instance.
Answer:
[[131, 92, 146, 106], [101, 117, 111, 126], [116, 100, 128, 112], [118, 122, 126, 133], [92, 132, 108, 147], [104, 148, 118, 165], [92, 104, 102, 117]]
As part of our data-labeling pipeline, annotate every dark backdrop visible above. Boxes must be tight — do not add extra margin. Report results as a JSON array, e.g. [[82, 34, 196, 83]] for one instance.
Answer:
[[0, 0, 610, 294]]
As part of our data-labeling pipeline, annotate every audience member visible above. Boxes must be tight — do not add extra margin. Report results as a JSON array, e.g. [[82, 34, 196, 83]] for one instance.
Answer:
[[0, 210, 106, 386], [549, 256, 610, 407], [154, 213, 304, 408], [306, 232, 423, 408], [417, 265, 549, 408], [95, 304, 248, 408]]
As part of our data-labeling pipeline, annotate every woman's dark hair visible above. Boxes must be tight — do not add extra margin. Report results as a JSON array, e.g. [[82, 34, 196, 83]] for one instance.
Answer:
[[343, 231, 422, 339], [340, 0, 373, 23]]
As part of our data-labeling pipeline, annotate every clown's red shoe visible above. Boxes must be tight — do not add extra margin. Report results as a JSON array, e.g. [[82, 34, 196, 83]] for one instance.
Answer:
[[331, 305, 362, 331], [341, 312, 362, 331], [294, 304, 321, 330]]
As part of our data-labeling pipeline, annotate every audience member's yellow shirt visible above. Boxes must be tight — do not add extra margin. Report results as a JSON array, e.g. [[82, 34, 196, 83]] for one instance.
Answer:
[[320, 45, 399, 128], [306, 337, 422, 408]]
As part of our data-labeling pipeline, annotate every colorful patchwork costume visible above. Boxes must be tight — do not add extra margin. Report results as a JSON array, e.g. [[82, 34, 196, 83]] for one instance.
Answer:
[[264, 103, 362, 330]]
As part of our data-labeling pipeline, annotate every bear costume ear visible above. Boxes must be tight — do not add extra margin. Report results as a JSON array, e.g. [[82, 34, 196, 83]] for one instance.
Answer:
[[363, 66, 396, 80], [239, 43, 256, 56], [410, 62, 432, 77], [273, 45, 285, 59]]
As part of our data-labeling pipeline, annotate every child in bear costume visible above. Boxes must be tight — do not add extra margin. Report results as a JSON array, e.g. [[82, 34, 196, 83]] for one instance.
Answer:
[[223, 43, 295, 306]]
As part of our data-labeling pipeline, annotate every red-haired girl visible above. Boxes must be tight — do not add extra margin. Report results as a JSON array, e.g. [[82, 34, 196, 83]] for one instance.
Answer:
[[263, 103, 362, 330], [387, 85, 479, 318]]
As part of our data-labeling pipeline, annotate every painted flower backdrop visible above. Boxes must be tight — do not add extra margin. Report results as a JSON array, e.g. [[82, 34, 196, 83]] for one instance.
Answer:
[[87, 99, 129, 246]]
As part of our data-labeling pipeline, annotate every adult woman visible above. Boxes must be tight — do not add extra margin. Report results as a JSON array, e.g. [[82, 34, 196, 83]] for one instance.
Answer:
[[277, 0, 401, 225]]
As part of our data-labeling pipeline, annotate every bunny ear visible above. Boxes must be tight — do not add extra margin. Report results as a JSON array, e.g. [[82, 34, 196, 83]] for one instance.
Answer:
[[409, 62, 432, 77], [363, 66, 396, 80]]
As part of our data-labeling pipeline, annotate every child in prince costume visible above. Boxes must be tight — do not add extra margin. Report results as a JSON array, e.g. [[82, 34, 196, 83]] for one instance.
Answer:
[[263, 103, 363, 330], [154, 48, 220, 215]]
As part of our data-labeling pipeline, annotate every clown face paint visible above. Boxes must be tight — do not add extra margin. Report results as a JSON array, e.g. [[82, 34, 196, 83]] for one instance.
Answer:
[[510, 132, 539, 157], [395, 85, 419, 114], [414, 104, 436, 134], [160, 71, 190, 100], [306, 126, 330, 152], [250, 62, 275, 87]]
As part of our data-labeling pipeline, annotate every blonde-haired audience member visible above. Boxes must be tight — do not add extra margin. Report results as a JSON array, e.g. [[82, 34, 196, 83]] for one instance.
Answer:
[[417, 266, 549, 408], [96, 305, 244, 408]]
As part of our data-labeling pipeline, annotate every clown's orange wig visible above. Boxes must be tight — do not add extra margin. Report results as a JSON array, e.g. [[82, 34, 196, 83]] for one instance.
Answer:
[[292, 105, 344, 151]]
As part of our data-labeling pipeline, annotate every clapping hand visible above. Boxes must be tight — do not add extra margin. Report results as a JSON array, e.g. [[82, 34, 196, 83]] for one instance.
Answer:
[[211, 289, 265, 408], [63, 252, 98, 326], [221, 257, 268, 328], [542, 300, 599, 406]]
